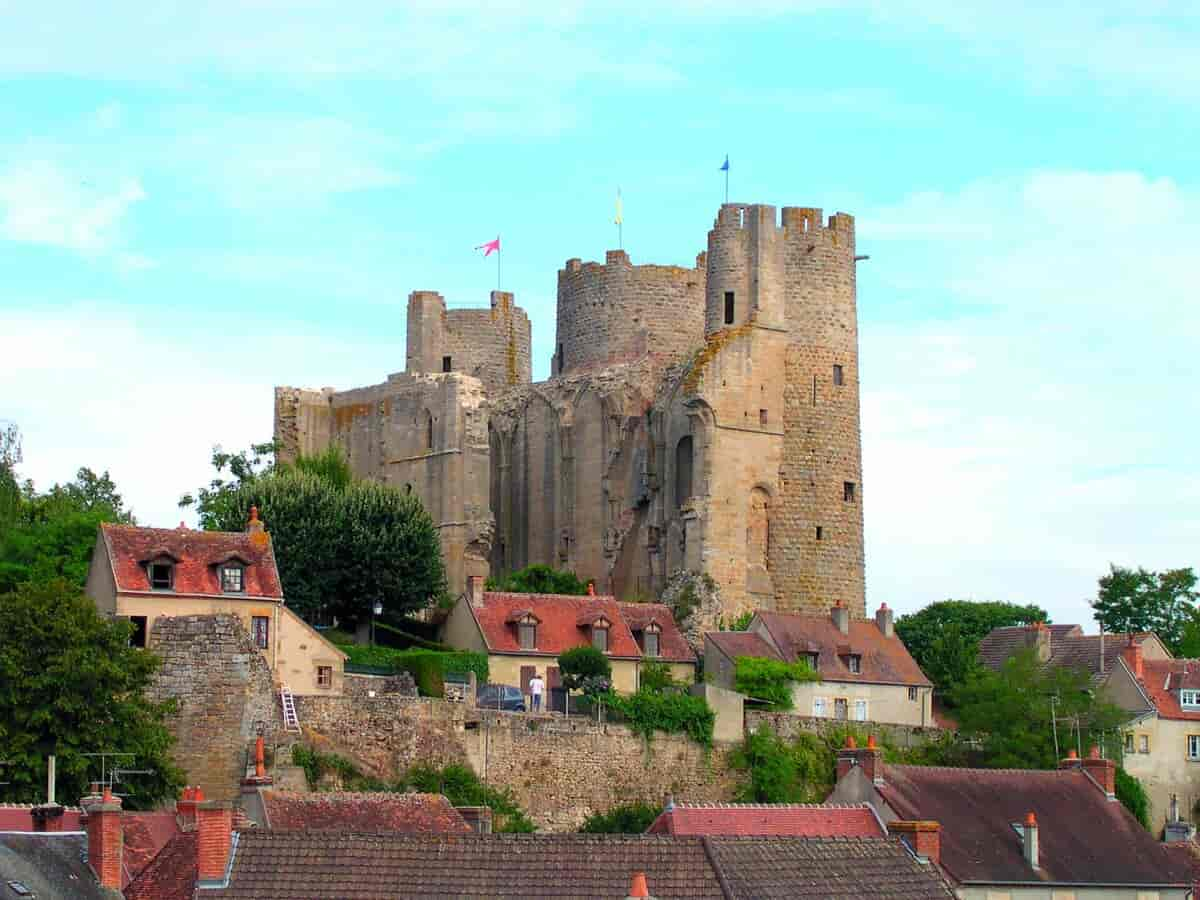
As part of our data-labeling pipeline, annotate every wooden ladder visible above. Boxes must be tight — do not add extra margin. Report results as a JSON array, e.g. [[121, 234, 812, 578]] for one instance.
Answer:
[[280, 685, 300, 733]]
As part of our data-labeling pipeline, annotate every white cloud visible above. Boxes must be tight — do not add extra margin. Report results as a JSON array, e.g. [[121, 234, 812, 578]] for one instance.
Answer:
[[0, 160, 146, 255], [859, 170, 1200, 627]]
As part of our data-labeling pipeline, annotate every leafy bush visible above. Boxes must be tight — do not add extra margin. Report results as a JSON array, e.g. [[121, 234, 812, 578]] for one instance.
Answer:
[[398, 763, 536, 833], [607, 690, 715, 748], [578, 802, 662, 833], [1115, 766, 1150, 830], [558, 646, 612, 692], [733, 656, 820, 710], [338, 645, 488, 693], [731, 725, 832, 803], [719, 611, 755, 631], [487, 564, 589, 595], [639, 661, 681, 695], [291, 745, 387, 792], [374, 620, 452, 651]]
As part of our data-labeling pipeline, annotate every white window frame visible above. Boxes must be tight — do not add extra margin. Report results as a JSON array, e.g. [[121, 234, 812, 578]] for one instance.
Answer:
[[812, 697, 826, 718], [1182, 690, 1200, 709], [642, 631, 659, 657], [854, 699, 868, 721], [1188, 734, 1200, 761], [220, 563, 245, 593], [907, 686, 918, 701]]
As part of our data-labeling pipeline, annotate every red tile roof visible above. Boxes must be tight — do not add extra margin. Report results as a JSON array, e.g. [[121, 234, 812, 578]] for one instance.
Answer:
[[121, 811, 182, 887], [101, 523, 283, 599], [618, 603, 696, 663], [124, 832, 197, 900], [471, 592, 642, 658], [706, 630, 779, 663], [755, 612, 931, 686], [1140, 659, 1200, 720], [978, 625, 1156, 682], [260, 791, 471, 833], [875, 763, 1192, 887], [646, 803, 884, 837]]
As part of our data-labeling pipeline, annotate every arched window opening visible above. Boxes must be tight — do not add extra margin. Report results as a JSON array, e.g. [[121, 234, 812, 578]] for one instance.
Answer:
[[675, 435, 694, 508], [424, 411, 434, 450]]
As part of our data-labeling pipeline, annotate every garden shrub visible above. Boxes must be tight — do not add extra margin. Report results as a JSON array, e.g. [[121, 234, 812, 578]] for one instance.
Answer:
[[558, 646, 612, 692], [398, 763, 536, 833], [337, 645, 488, 693], [291, 745, 388, 792], [1116, 766, 1150, 829], [487, 564, 589, 595], [607, 690, 715, 748], [638, 660, 680, 695], [578, 802, 662, 833]]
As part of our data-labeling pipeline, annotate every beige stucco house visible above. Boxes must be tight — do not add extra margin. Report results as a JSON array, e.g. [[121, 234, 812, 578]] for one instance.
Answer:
[[442, 576, 696, 699], [86, 511, 346, 695], [705, 602, 934, 727]]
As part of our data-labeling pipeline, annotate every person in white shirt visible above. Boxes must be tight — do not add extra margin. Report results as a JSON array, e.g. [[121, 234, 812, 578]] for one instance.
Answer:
[[528, 673, 545, 712]]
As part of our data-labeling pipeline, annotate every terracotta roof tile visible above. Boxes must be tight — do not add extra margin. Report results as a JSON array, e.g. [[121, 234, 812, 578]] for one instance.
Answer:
[[876, 764, 1192, 886], [101, 523, 283, 599], [260, 791, 471, 833], [978, 625, 1153, 682], [647, 803, 884, 837], [706, 630, 780, 662], [121, 811, 181, 886], [124, 832, 197, 900], [756, 612, 931, 686], [1140, 659, 1200, 720], [472, 592, 641, 658]]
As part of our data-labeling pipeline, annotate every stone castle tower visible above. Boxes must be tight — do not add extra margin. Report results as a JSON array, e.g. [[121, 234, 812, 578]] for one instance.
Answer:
[[275, 202, 865, 619]]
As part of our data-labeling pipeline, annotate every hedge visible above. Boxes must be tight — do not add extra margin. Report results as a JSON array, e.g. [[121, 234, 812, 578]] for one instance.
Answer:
[[606, 689, 715, 748], [336, 645, 488, 695]]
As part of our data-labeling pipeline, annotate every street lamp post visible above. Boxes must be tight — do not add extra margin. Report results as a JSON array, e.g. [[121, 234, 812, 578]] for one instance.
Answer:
[[371, 600, 383, 646]]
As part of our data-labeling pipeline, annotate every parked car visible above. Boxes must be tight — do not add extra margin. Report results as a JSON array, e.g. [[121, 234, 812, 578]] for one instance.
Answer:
[[476, 684, 526, 712]]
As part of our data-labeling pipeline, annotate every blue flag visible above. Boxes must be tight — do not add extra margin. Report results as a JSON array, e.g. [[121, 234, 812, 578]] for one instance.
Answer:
[[720, 155, 729, 172]]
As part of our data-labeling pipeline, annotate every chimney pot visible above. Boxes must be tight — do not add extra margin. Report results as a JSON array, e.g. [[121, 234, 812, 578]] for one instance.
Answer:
[[875, 603, 894, 638], [844, 735, 857, 749], [867, 734, 878, 750], [1022, 811, 1039, 869], [627, 871, 650, 899], [831, 602, 850, 636]]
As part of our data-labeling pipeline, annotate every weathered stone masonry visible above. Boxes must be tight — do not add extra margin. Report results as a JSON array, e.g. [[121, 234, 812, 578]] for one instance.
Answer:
[[276, 201, 866, 620]]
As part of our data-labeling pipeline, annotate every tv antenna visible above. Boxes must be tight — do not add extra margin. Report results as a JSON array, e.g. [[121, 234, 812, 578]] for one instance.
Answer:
[[82, 752, 149, 794]]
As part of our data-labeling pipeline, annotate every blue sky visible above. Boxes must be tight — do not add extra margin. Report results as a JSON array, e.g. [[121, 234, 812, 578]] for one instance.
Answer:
[[2, 1, 1197, 628]]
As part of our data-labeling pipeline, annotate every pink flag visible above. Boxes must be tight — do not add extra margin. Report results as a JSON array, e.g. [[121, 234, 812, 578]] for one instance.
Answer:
[[475, 236, 500, 256]]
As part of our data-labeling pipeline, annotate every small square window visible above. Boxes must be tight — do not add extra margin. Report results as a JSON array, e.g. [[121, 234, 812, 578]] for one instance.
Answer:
[[128, 616, 148, 648], [593, 627, 609, 653], [149, 562, 173, 590], [442, 355, 452, 373], [317, 666, 333, 689], [759, 408, 768, 426], [252, 616, 270, 650], [519, 623, 536, 650], [843, 482, 856, 503], [908, 686, 918, 701], [833, 364, 844, 386], [724, 291, 735, 325], [643, 632, 659, 657], [221, 565, 244, 593]]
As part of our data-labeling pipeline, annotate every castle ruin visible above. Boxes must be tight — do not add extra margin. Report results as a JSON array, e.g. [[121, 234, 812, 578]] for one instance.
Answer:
[[275, 202, 865, 619]]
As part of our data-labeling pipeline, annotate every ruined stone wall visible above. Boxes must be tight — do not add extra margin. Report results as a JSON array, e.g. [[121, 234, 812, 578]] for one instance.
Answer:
[[274, 387, 334, 464], [555, 250, 705, 376], [772, 211, 864, 616], [294, 692, 742, 832], [146, 615, 282, 801], [745, 711, 945, 750], [405, 290, 532, 396]]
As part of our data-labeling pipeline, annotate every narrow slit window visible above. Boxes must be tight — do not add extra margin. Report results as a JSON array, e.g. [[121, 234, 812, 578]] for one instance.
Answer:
[[557, 343, 564, 372], [844, 481, 856, 502], [724, 291, 735, 325], [759, 409, 768, 426], [833, 364, 844, 386], [426, 412, 434, 450], [815, 526, 823, 541], [442, 355, 452, 373], [812, 375, 817, 406]]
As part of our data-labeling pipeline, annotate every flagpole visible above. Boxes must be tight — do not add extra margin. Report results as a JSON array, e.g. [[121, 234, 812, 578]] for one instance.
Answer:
[[496, 237, 501, 291]]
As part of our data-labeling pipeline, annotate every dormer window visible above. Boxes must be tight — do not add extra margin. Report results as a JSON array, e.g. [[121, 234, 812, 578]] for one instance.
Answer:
[[221, 564, 245, 593], [506, 610, 541, 650], [593, 623, 609, 653], [804, 652, 820, 670], [640, 622, 662, 658], [149, 561, 174, 590], [846, 654, 862, 674], [1182, 689, 1200, 709]]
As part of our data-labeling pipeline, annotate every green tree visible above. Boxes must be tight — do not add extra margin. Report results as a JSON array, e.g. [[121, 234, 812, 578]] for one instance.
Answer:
[[0, 580, 184, 808], [178, 441, 278, 529], [1092, 565, 1199, 656], [0, 467, 135, 594], [0, 421, 23, 526], [487, 564, 590, 595], [578, 802, 662, 833], [731, 725, 832, 803], [951, 648, 1127, 770], [895, 600, 1048, 702], [557, 646, 612, 694]]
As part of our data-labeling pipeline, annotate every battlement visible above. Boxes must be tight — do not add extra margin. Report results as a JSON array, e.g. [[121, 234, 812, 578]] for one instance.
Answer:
[[555, 249, 706, 376], [714, 203, 855, 237], [405, 289, 532, 395]]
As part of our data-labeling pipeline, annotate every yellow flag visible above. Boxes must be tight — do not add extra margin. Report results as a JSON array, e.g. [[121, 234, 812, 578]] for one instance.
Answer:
[[614, 188, 623, 226]]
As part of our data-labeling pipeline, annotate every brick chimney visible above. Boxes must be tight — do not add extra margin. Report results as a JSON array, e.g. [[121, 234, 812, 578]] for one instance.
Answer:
[[875, 603, 894, 638], [888, 820, 940, 864], [1024, 622, 1051, 662], [1121, 636, 1144, 680], [467, 574, 485, 608], [1081, 745, 1116, 798], [831, 599, 850, 636], [176, 786, 200, 830], [81, 785, 123, 891], [1021, 811, 1039, 869], [836, 734, 882, 784], [197, 799, 233, 884]]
